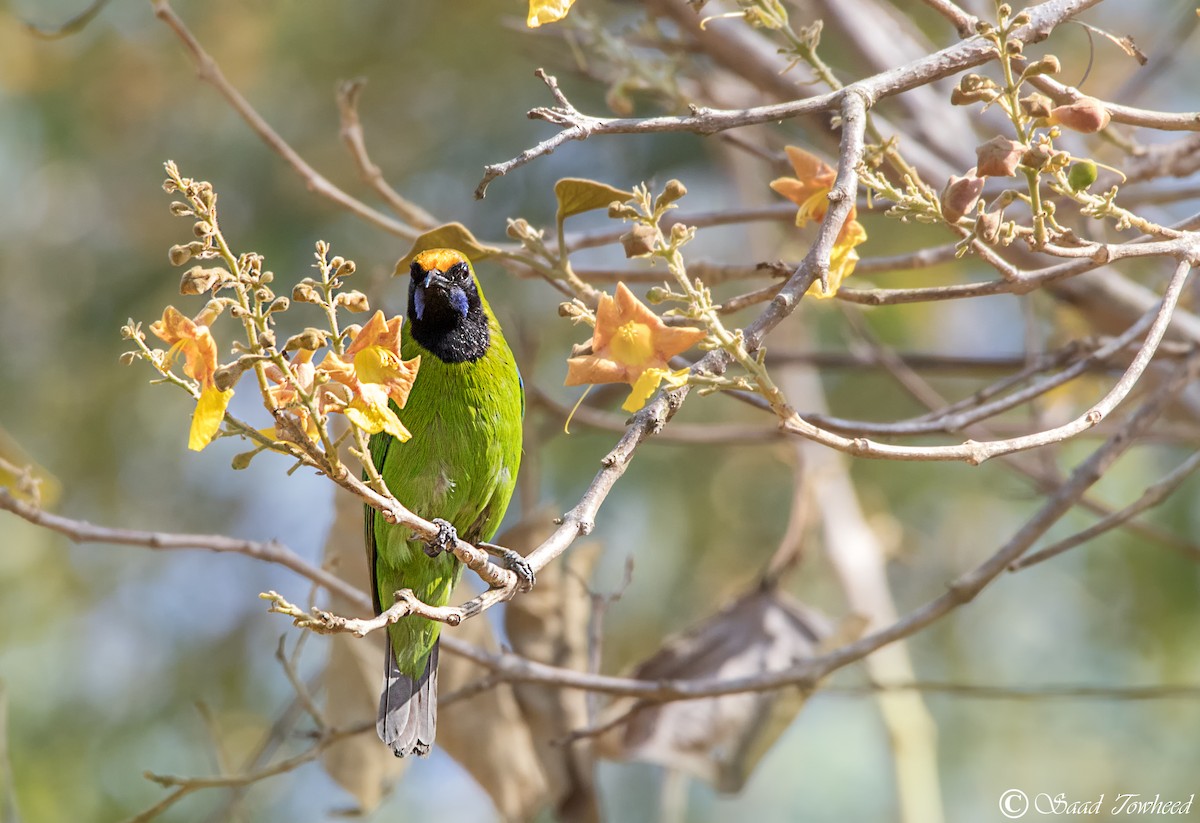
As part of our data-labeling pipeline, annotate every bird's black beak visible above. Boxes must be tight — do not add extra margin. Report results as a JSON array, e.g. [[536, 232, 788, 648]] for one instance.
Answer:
[[422, 270, 451, 292]]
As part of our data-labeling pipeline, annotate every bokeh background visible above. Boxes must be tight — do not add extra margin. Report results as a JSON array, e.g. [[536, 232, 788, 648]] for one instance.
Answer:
[[1, 0, 1199, 820]]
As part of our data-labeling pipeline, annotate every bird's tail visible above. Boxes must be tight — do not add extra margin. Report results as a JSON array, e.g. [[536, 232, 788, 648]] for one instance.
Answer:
[[376, 639, 438, 758]]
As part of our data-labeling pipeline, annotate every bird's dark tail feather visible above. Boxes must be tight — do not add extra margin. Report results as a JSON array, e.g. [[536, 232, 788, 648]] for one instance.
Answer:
[[377, 640, 438, 758]]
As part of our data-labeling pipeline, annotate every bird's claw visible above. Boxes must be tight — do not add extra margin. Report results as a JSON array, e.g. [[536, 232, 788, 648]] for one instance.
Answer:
[[424, 518, 457, 558], [480, 542, 536, 590]]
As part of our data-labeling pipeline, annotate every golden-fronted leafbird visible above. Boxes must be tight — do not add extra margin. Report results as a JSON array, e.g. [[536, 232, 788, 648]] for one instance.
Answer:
[[367, 248, 526, 757]]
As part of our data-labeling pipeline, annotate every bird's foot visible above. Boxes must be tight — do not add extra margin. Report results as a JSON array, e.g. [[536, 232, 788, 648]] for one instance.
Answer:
[[424, 518, 457, 558], [480, 542, 536, 591]]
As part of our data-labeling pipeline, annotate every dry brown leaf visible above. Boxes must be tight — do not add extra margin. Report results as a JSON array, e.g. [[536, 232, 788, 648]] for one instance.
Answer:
[[439, 588, 550, 822], [503, 513, 603, 823], [599, 587, 832, 792], [320, 487, 406, 813]]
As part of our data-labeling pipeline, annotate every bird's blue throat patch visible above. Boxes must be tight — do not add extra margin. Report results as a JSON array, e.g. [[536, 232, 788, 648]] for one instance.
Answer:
[[448, 286, 469, 317]]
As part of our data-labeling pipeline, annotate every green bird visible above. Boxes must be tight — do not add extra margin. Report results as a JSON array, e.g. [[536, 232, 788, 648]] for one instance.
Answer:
[[366, 247, 525, 757]]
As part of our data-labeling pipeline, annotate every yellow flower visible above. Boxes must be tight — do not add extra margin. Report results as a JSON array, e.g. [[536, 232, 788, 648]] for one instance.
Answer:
[[320, 311, 421, 441], [770, 145, 868, 299], [151, 306, 233, 451], [565, 283, 706, 412], [527, 0, 577, 27]]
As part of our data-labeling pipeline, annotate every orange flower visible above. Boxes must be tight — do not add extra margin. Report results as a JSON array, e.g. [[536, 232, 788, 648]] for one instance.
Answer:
[[319, 311, 420, 442], [151, 305, 233, 451], [770, 145, 868, 298], [565, 283, 706, 412], [264, 350, 320, 442]]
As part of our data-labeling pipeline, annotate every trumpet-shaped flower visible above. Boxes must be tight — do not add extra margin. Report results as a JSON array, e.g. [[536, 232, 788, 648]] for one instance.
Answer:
[[151, 305, 233, 451], [320, 311, 421, 442], [770, 146, 868, 298], [565, 283, 706, 412]]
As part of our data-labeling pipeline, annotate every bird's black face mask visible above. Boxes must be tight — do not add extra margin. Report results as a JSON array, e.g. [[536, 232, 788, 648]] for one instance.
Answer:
[[407, 251, 489, 363]]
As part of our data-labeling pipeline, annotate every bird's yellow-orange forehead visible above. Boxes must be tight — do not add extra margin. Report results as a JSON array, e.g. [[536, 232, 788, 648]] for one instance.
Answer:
[[413, 248, 469, 272]]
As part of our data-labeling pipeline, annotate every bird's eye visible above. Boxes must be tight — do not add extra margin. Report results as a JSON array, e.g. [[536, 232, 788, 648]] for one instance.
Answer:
[[448, 262, 469, 281], [409, 261, 424, 279]]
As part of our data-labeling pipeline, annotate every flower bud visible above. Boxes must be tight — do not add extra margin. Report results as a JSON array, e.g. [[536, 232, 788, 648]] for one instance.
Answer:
[[170, 202, 193, 217], [940, 174, 985, 223], [1019, 93, 1053, 119], [335, 259, 356, 279], [952, 74, 998, 106], [336, 290, 370, 313], [292, 283, 321, 303], [506, 218, 532, 239], [1048, 97, 1111, 134], [284, 328, 329, 352], [620, 224, 658, 258], [654, 179, 688, 210], [1025, 55, 1061, 76], [119, 351, 137, 366], [168, 244, 194, 267], [179, 266, 225, 295], [212, 366, 238, 392], [645, 286, 670, 304], [607, 202, 640, 220], [1067, 160, 1098, 191], [976, 210, 1002, 244], [976, 137, 1026, 177], [231, 450, 258, 470]]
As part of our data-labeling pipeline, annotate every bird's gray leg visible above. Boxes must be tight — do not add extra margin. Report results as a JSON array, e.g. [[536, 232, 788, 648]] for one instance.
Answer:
[[424, 518, 457, 558], [479, 542, 535, 590]]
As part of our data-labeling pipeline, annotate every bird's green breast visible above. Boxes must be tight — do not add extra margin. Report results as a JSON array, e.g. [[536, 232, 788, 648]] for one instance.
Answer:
[[369, 311, 523, 675]]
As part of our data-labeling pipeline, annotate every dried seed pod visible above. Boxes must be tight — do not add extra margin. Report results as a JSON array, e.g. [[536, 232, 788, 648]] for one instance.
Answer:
[[976, 137, 1026, 177], [620, 224, 658, 258], [940, 174, 985, 223]]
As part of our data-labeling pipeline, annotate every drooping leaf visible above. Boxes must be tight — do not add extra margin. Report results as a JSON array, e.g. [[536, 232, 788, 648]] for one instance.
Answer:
[[554, 178, 634, 225], [320, 484, 406, 813], [598, 588, 832, 793], [502, 512, 603, 823], [439, 595, 550, 822], [394, 222, 499, 273]]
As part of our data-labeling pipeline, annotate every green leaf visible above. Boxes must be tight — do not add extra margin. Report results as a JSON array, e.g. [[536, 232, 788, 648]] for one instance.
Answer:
[[394, 223, 500, 273], [554, 178, 634, 224]]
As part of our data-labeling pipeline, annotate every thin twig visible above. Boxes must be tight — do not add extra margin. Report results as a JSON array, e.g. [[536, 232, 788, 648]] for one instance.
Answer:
[[151, 0, 420, 239]]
